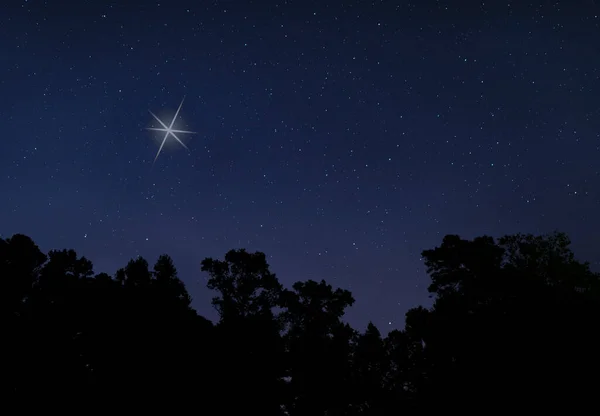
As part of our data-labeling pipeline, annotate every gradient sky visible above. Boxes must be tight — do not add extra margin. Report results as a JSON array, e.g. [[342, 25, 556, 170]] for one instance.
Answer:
[[2, 0, 599, 332]]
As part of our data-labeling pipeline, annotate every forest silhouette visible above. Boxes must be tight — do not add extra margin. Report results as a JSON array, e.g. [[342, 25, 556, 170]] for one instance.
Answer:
[[2, 230, 599, 412]]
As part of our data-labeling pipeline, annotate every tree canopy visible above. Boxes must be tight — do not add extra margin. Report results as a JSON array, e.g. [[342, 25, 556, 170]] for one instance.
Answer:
[[1, 230, 598, 412]]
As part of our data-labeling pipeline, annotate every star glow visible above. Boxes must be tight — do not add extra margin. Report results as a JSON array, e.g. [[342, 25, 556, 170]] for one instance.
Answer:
[[146, 97, 195, 164]]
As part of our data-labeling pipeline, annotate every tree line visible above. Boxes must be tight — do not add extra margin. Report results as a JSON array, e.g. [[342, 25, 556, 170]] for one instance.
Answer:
[[1, 231, 599, 412]]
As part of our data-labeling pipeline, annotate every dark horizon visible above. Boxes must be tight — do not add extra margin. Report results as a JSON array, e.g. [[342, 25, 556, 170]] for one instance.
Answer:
[[2, 229, 598, 410]]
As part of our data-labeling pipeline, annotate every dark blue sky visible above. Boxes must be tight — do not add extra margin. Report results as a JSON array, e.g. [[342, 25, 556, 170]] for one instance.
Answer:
[[2, 0, 599, 331]]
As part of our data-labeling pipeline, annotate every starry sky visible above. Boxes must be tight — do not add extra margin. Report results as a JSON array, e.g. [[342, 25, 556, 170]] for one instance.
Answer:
[[2, 0, 599, 331]]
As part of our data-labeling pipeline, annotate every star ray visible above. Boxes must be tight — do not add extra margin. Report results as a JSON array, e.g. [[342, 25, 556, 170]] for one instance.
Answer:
[[146, 127, 196, 134], [154, 133, 170, 164], [169, 97, 186, 129], [145, 97, 195, 164]]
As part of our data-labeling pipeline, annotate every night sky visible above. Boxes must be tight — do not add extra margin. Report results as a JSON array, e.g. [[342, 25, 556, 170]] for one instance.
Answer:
[[2, 0, 599, 331]]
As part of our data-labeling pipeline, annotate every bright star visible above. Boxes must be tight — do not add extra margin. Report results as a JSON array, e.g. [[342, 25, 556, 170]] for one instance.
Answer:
[[146, 97, 195, 164]]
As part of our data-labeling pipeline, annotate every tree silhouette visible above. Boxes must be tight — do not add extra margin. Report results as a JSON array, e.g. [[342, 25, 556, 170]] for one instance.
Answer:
[[153, 254, 192, 309], [350, 322, 387, 414], [279, 279, 356, 415], [1, 230, 599, 410], [201, 249, 286, 415], [0, 234, 46, 314], [407, 231, 600, 408], [201, 249, 283, 322]]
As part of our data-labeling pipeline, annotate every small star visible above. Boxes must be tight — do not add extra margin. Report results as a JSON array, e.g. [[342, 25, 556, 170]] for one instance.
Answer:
[[146, 96, 195, 164]]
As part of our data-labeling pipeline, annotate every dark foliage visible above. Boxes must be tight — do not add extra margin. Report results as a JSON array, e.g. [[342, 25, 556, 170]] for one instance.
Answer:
[[1, 231, 599, 411]]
